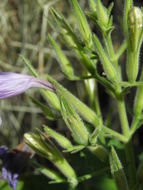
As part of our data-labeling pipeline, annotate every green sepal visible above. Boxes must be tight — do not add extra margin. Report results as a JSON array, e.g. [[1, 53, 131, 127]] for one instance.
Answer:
[[88, 145, 109, 162], [63, 145, 85, 154], [36, 165, 65, 183], [109, 147, 129, 190], [93, 34, 117, 82], [46, 74, 100, 127], [43, 125, 73, 149], [89, 128, 99, 145], [24, 132, 78, 188], [50, 8, 84, 49], [71, 0, 92, 48], [20, 54, 61, 111], [31, 97, 56, 120], [57, 90, 89, 146], [48, 34, 77, 80]]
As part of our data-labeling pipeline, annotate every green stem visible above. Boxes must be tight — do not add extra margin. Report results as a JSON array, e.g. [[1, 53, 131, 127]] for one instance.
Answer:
[[112, 40, 127, 61], [103, 126, 127, 143], [103, 25, 136, 188], [117, 98, 137, 188], [117, 99, 130, 137], [123, 0, 133, 36]]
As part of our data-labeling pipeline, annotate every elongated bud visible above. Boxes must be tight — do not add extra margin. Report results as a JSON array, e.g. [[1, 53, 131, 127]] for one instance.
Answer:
[[96, 0, 109, 28], [60, 94, 89, 146], [24, 133, 78, 187], [71, 0, 92, 47], [110, 147, 129, 190], [93, 34, 117, 82], [126, 7, 143, 82], [128, 7, 143, 51]]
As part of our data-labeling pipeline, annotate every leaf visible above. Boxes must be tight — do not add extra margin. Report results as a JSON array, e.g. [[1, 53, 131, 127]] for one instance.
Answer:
[[44, 125, 73, 149], [48, 35, 77, 80], [31, 97, 56, 120]]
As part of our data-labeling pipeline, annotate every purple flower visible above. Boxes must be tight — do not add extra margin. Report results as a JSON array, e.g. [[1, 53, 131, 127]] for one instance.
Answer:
[[0, 72, 55, 99]]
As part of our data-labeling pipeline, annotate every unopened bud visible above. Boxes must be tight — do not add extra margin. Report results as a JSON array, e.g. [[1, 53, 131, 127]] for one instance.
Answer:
[[128, 7, 143, 51]]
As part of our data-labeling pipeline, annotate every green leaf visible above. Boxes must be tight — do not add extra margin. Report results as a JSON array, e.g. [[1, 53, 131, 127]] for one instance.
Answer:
[[50, 8, 83, 49], [109, 147, 129, 190], [31, 97, 56, 120], [48, 34, 76, 80], [20, 55, 38, 77], [44, 125, 73, 149], [71, 0, 92, 47], [36, 165, 64, 183]]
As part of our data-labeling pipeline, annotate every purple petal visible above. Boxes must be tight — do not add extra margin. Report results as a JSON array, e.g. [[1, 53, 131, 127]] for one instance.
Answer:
[[0, 72, 55, 99], [0, 146, 7, 156], [1, 167, 7, 179]]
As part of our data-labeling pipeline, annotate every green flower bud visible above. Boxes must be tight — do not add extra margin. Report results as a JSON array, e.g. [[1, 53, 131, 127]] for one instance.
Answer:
[[128, 7, 143, 51], [71, 0, 92, 47], [24, 132, 78, 187], [126, 7, 143, 82], [59, 94, 89, 146], [96, 0, 109, 28]]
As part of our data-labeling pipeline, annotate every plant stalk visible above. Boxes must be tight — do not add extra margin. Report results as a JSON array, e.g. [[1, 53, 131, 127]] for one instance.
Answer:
[[117, 98, 137, 188]]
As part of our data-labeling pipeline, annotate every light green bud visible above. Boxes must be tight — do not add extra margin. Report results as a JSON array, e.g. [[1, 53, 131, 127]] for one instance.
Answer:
[[126, 7, 143, 82], [24, 133, 78, 187], [96, 0, 109, 28], [128, 7, 143, 51]]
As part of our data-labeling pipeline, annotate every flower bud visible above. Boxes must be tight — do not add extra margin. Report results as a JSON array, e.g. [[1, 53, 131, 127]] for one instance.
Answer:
[[126, 7, 143, 82], [24, 133, 78, 187], [96, 0, 109, 28], [128, 7, 143, 51]]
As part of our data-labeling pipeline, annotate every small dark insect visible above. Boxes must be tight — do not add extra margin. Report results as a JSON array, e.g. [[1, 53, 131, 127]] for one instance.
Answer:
[[0, 142, 33, 190]]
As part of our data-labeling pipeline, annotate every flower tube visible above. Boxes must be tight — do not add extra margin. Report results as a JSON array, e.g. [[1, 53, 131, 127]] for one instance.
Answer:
[[0, 72, 55, 99]]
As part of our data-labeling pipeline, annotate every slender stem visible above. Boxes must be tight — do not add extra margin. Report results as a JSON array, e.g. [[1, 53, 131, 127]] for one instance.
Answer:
[[103, 126, 128, 143], [103, 33, 121, 80], [123, 0, 133, 36], [117, 98, 137, 188], [103, 28, 137, 188], [117, 99, 130, 137], [112, 40, 127, 61]]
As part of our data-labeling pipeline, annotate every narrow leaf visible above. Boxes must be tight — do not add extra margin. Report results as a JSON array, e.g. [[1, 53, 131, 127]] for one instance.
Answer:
[[44, 125, 73, 149]]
